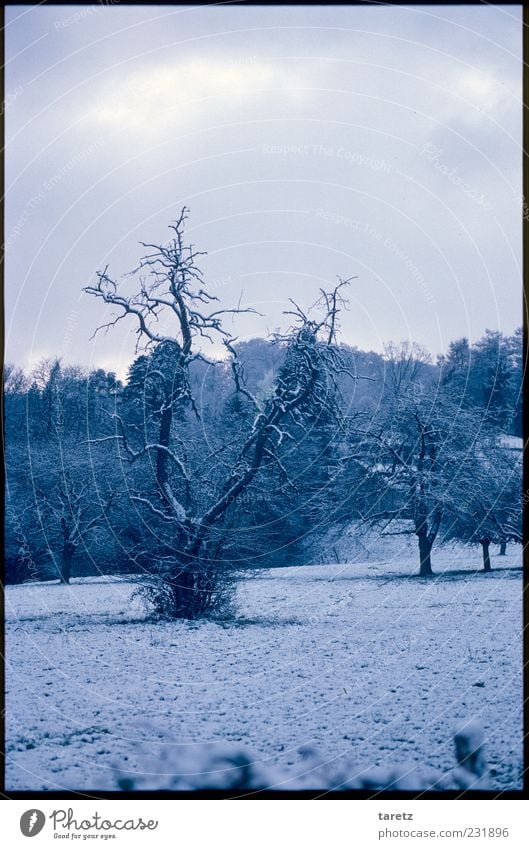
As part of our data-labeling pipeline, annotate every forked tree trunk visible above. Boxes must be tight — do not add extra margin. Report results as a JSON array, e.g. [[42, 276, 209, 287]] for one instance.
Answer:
[[418, 533, 433, 576], [60, 544, 74, 584], [481, 539, 492, 572], [499, 540, 507, 556]]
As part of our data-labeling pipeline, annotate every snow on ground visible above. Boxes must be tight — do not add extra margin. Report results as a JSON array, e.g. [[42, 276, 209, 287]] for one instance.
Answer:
[[5, 544, 523, 791]]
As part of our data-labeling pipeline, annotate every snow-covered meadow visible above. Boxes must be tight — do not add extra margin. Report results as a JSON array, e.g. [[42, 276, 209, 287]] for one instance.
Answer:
[[5, 545, 523, 792]]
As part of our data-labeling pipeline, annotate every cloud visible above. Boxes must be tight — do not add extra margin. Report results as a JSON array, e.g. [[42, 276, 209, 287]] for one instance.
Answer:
[[89, 57, 304, 133]]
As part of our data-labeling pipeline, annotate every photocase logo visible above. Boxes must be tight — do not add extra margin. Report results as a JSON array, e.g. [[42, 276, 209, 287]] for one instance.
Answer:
[[20, 810, 46, 837]]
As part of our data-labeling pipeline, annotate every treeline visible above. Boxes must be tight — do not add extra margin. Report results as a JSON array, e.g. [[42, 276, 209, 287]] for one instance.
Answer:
[[4, 328, 522, 587]]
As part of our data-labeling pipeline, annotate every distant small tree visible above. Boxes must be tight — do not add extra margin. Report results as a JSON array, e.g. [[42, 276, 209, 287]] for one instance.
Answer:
[[443, 436, 522, 571], [351, 344, 481, 576], [37, 468, 115, 583]]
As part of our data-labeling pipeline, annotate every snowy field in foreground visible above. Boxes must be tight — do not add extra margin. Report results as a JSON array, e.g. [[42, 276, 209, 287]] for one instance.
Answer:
[[5, 546, 523, 791]]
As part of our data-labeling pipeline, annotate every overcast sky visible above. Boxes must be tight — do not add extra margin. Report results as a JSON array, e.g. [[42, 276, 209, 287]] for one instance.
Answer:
[[5, 3, 522, 378]]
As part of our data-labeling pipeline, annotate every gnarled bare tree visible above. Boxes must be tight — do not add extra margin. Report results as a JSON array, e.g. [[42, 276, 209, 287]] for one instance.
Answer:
[[85, 209, 353, 617]]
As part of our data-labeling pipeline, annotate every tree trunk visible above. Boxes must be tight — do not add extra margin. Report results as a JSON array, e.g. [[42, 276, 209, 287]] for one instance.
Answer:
[[60, 544, 74, 584], [481, 539, 491, 572], [418, 534, 433, 576], [156, 406, 173, 490], [499, 540, 507, 556]]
